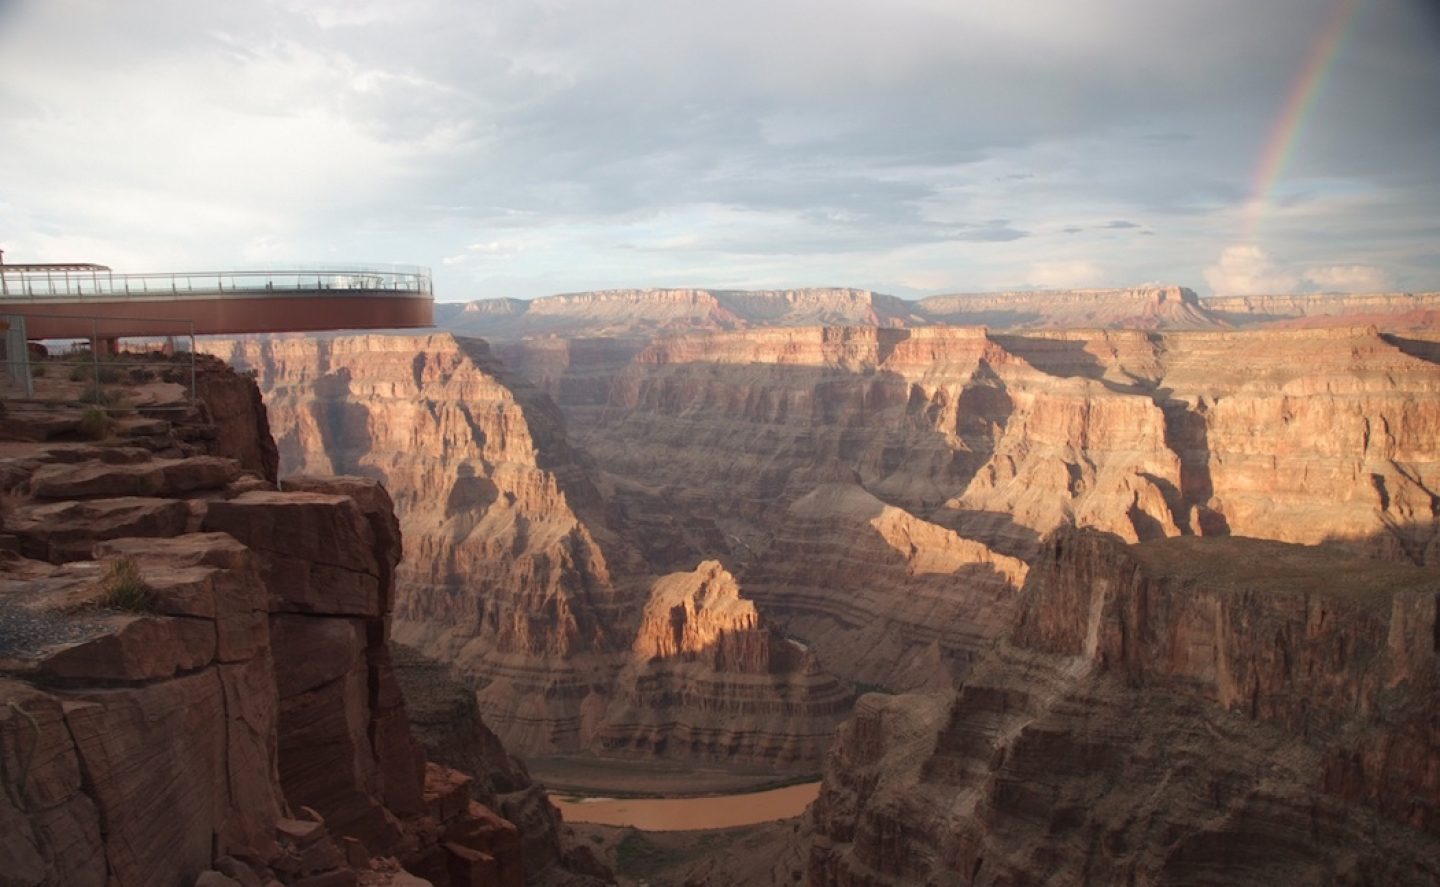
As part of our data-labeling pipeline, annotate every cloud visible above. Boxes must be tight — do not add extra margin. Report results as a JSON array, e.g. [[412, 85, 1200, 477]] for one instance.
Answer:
[[1205, 245, 1397, 295], [0, 0, 1436, 300], [1303, 263, 1395, 293], [1204, 246, 1302, 295]]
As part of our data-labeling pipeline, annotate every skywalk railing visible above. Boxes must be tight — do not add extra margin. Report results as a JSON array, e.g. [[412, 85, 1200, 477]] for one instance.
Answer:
[[0, 264, 432, 301], [1, 312, 198, 411]]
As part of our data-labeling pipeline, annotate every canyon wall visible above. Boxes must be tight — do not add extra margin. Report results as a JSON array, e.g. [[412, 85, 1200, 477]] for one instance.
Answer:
[[207, 334, 848, 771], [1205, 291, 1440, 327], [445, 286, 1440, 343], [583, 324, 1440, 567], [218, 322, 1439, 712], [915, 285, 1218, 329], [808, 529, 1440, 885], [445, 288, 917, 341]]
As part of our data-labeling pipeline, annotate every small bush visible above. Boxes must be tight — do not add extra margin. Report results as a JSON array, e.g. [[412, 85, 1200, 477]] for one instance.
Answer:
[[78, 407, 110, 440], [68, 365, 92, 382], [96, 558, 157, 613], [96, 366, 121, 384], [30, 365, 46, 378]]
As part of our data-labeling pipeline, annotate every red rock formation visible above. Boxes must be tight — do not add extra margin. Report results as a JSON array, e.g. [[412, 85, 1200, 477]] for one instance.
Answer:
[[916, 285, 1221, 329], [594, 561, 853, 765], [808, 529, 1440, 884], [0, 367, 608, 886], [446, 287, 917, 341], [586, 324, 1440, 566], [1204, 290, 1440, 327]]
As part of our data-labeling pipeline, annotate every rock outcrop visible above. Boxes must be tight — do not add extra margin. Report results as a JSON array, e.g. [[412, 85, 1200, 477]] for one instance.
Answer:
[[595, 561, 853, 765], [808, 529, 1440, 884], [0, 366, 607, 886]]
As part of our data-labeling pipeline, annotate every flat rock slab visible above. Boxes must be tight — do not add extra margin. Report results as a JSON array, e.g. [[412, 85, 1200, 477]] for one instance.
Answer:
[[29, 456, 240, 499], [8, 497, 190, 563]]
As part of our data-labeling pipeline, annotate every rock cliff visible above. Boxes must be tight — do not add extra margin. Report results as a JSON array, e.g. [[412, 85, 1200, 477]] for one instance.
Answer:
[[915, 285, 1219, 329], [442, 286, 1440, 343], [0, 365, 605, 886], [216, 321, 1438, 771], [743, 484, 1028, 692], [1205, 291, 1440, 327], [808, 529, 1440, 884], [583, 324, 1440, 567], [595, 560, 852, 765], [446, 288, 916, 341], [206, 333, 846, 772], [206, 334, 632, 757]]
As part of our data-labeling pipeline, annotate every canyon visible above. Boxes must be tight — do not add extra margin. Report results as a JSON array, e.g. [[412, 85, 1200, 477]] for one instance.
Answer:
[[9, 282, 1432, 884], [270, 286, 1437, 882]]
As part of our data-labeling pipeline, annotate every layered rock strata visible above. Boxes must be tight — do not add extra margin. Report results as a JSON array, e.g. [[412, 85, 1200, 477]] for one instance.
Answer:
[[445, 288, 917, 340], [585, 324, 1440, 566], [595, 560, 853, 765], [206, 334, 631, 756], [1205, 291, 1440, 326], [588, 325, 1183, 565], [743, 484, 1028, 691], [208, 334, 845, 770], [808, 529, 1440, 885], [915, 285, 1218, 329], [0, 371, 606, 886], [441, 286, 1440, 343]]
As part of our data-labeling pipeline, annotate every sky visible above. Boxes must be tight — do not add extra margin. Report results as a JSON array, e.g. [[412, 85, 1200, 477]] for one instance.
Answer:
[[1, 0, 1437, 303]]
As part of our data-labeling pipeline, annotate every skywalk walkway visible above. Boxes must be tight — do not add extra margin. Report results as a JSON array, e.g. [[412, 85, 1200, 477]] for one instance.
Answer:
[[0, 263, 434, 339]]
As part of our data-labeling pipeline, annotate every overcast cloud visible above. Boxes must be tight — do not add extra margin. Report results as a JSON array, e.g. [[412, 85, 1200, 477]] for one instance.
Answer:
[[1, 0, 1437, 300]]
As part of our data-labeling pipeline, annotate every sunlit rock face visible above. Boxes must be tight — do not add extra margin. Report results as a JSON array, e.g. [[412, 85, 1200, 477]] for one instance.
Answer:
[[580, 324, 1440, 568], [595, 560, 853, 766]]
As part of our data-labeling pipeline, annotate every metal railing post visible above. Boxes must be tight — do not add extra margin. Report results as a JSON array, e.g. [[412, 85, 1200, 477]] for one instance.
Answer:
[[90, 318, 100, 404], [188, 321, 197, 402]]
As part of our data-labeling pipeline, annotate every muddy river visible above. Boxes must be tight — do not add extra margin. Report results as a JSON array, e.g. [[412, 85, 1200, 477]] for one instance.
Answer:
[[549, 781, 822, 831]]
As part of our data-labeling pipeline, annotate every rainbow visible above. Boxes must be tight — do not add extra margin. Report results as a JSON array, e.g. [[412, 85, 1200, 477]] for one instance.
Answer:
[[1242, 0, 1363, 242]]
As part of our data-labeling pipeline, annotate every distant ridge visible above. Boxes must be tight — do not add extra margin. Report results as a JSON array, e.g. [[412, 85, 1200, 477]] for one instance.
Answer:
[[439, 285, 1439, 340]]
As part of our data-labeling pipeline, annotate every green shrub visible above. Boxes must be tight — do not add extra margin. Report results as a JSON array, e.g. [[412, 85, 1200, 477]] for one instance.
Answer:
[[78, 407, 110, 440], [68, 365, 91, 382], [96, 558, 157, 612], [30, 365, 46, 378], [96, 366, 121, 384]]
